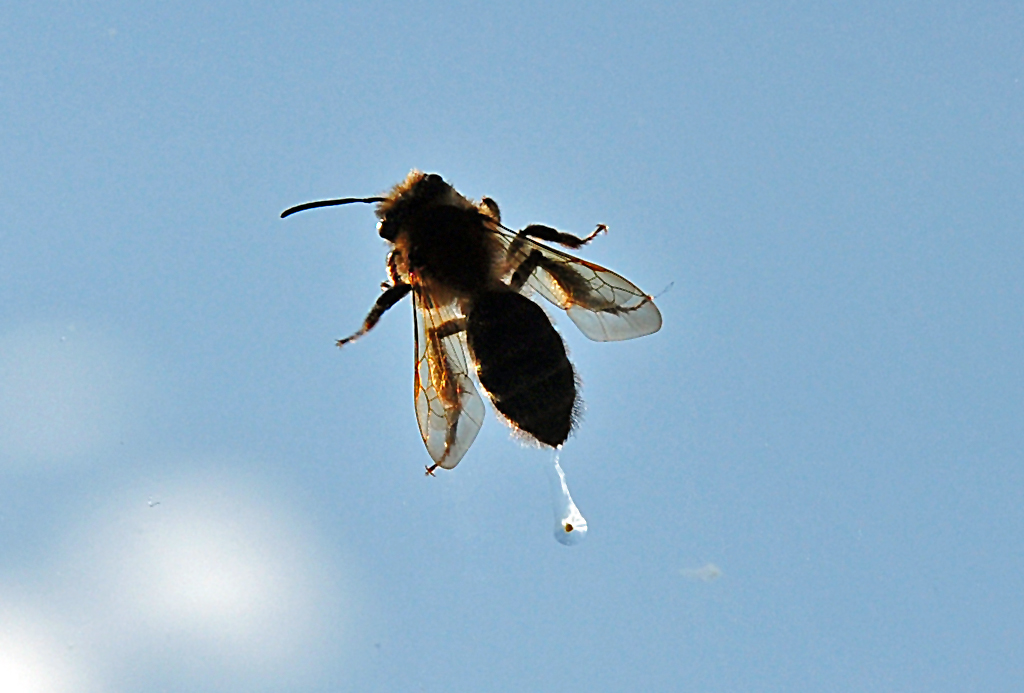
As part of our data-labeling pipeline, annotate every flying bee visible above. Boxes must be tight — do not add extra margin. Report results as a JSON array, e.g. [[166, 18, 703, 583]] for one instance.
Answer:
[[281, 171, 662, 474]]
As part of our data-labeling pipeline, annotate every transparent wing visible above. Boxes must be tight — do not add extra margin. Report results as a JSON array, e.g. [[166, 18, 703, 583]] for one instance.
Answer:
[[412, 287, 486, 469], [495, 226, 663, 342]]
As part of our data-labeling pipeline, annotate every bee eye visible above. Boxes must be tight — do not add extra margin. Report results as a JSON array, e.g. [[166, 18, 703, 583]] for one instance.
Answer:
[[420, 173, 448, 197], [377, 219, 396, 241]]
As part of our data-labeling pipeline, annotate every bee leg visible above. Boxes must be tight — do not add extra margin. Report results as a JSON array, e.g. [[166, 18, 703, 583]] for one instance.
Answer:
[[508, 246, 596, 304], [480, 197, 501, 222], [505, 223, 608, 292], [336, 282, 412, 347], [518, 223, 607, 249], [508, 250, 545, 293], [426, 317, 467, 341], [386, 249, 403, 284], [425, 464, 439, 476]]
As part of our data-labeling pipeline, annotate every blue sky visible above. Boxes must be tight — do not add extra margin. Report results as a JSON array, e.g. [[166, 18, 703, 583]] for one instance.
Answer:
[[2, 2, 1022, 691]]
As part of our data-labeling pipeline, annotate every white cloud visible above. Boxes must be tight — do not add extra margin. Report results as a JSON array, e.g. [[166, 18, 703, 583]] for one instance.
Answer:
[[47, 467, 357, 690], [0, 604, 92, 693], [0, 321, 365, 689]]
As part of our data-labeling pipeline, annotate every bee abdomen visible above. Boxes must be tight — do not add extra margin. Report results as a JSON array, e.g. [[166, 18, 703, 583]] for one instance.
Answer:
[[467, 291, 577, 447]]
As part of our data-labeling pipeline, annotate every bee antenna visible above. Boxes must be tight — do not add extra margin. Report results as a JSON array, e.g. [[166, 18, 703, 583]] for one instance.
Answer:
[[280, 197, 387, 219]]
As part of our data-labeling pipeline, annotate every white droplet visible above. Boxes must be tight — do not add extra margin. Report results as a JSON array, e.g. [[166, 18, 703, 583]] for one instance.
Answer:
[[545, 452, 588, 546]]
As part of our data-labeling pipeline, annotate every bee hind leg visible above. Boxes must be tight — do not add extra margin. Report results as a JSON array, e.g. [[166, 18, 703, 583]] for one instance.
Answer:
[[518, 223, 607, 249], [336, 282, 412, 347], [508, 250, 545, 293], [426, 317, 467, 341], [506, 223, 608, 292]]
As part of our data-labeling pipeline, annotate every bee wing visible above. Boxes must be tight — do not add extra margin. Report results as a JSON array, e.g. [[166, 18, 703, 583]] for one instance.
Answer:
[[495, 228, 663, 342], [412, 287, 486, 469]]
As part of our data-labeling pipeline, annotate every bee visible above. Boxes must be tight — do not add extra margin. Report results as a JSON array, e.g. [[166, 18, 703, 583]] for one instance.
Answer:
[[282, 171, 662, 474]]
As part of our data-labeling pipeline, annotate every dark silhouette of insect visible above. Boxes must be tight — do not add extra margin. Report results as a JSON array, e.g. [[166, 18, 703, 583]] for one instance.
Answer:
[[281, 171, 661, 474]]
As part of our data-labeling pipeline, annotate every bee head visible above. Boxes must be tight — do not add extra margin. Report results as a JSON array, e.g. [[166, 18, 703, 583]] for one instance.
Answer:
[[376, 171, 456, 241]]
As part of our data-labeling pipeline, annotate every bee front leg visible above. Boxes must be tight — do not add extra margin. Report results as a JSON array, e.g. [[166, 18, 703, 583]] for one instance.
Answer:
[[336, 282, 413, 347]]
